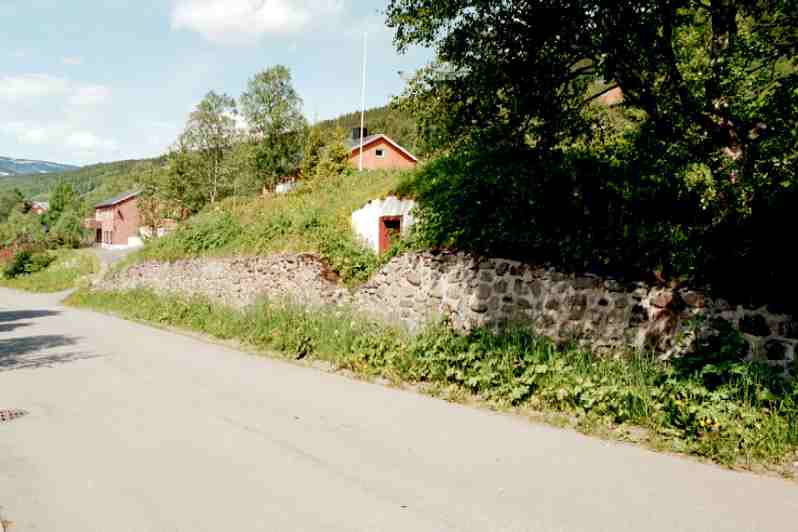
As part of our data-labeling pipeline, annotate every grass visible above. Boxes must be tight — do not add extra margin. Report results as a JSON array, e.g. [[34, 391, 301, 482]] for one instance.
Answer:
[[68, 287, 798, 476], [0, 249, 99, 292], [115, 170, 413, 285]]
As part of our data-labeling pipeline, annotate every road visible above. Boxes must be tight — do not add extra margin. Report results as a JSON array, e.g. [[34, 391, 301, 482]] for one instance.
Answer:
[[1, 287, 796, 532]]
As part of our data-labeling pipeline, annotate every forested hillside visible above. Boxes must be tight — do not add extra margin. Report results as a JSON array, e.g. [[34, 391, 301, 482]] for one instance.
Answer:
[[0, 158, 165, 200]]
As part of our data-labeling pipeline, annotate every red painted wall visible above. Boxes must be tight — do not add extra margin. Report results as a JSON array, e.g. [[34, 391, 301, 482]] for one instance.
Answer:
[[96, 197, 140, 245], [348, 138, 417, 171]]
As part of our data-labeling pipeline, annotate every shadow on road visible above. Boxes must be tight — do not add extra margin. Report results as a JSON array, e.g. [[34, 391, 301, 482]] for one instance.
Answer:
[[0, 309, 60, 335], [0, 310, 98, 371], [0, 335, 97, 372], [0, 322, 32, 333], [0, 310, 61, 323]]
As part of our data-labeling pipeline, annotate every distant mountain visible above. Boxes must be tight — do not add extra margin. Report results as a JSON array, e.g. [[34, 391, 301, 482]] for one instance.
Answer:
[[0, 156, 79, 177], [0, 157, 166, 205]]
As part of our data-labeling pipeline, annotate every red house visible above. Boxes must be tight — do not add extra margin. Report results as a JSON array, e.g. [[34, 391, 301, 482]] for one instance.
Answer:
[[348, 128, 418, 171], [85, 190, 143, 249]]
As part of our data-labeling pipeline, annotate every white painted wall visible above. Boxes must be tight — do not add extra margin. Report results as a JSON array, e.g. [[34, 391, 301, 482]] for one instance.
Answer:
[[275, 181, 299, 194], [351, 196, 417, 253], [101, 237, 144, 250]]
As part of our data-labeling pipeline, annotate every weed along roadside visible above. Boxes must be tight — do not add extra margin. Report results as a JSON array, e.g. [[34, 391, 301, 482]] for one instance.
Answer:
[[66, 287, 798, 477]]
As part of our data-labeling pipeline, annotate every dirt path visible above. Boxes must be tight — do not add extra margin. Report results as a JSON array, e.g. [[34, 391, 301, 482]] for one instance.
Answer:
[[0, 287, 796, 531]]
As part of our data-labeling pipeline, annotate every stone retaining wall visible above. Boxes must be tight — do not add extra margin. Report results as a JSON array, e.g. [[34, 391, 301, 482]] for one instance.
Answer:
[[356, 252, 797, 372], [100, 254, 348, 309], [102, 251, 797, 374]]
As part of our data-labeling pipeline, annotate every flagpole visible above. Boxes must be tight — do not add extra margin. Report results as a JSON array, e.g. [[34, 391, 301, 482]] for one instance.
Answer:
[[359, 31, 367, 171]]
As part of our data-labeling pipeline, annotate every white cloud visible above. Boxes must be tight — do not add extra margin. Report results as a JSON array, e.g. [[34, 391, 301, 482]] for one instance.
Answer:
[[69, 85, 111, 106], [0, 74, 110, 108], [1, 122, 60, 145], [62, 56, 84, 66], [65, 131, 118, 151], [171, 0, 343, 43], [0, 74, 69, 102], [1, 115, 120, 163], [2, 122, 117, 153]]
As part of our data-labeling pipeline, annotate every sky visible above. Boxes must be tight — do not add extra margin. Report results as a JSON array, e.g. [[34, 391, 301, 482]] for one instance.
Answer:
[[0, 0, 433, 166]]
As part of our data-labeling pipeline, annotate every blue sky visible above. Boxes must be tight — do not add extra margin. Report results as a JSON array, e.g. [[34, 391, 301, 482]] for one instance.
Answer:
[[0, 0, 432, 166]]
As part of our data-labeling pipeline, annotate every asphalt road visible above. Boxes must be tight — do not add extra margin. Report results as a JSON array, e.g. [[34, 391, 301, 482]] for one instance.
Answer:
[[1, 287, 796, 531]]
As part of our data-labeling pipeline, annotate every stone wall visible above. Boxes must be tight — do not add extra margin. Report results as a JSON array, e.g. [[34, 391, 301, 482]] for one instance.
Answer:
[[102, 251, 797, 374], [100, 254, 348, 309], [355, 252, 797, 373]]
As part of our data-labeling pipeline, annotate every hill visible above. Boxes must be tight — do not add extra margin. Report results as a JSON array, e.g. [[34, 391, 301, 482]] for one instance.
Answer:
[[0, 156, 78, 177], [0, 157, 165, 202]]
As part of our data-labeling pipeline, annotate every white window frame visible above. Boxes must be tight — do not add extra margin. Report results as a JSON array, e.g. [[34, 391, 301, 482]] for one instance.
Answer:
[[375, 148, 386, 159]]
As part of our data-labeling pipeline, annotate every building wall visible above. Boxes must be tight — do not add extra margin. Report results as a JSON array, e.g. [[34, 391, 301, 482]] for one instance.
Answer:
[[96, 197, 141, 247], [348, 139, 417, 171], [351, 196, 417, 253]]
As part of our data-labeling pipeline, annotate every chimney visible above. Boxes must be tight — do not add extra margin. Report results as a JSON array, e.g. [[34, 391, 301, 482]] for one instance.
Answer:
[[352, 127, 368, 142]]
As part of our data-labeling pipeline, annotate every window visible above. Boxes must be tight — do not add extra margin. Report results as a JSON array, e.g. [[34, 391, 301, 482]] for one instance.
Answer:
[[375, 148, 386, 159]]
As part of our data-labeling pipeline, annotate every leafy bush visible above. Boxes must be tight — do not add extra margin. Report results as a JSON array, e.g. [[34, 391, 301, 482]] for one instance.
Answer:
[[2, 250, 55, 279], [70, 287, 798, 470], [139, 210, 242, 261], [398, 141, 798, 311]]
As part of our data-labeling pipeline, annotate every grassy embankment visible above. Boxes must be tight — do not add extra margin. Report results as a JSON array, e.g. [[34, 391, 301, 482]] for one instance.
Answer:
[[114, 170, 409, 285], [68, 284, 798, 475], [1, 249, 99, 292]]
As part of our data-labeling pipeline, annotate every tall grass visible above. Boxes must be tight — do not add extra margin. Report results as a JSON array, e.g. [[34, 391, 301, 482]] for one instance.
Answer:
[[68, 287, 798, 472], [118, 170, 412, 284]]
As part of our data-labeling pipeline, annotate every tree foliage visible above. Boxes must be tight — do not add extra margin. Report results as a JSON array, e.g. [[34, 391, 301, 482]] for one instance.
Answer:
[[0, 209, 46, 247], [313, 127, 352, 180], [45, 182, 81, 227], [176, 91, 239, 206], [240, 65, 307, 188], [388, 0, 798, 308], [388, 1, 797, 174], [49, 208, 85, 248], [0, 189, 25, 223]]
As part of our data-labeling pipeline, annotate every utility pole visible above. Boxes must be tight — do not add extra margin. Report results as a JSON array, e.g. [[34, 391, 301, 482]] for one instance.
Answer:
[[359, 31, 368, 171]]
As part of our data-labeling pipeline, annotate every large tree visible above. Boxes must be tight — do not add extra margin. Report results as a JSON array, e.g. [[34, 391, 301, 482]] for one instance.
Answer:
[[177, 91, 238, 205], [387, 0, 798, 185], [240, 65, 307, 188]]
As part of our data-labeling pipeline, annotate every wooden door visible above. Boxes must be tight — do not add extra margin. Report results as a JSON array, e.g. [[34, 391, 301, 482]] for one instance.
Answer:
[[378, 216, 402, 253]]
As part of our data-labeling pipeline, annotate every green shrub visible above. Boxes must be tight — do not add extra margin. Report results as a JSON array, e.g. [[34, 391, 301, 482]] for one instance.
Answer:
[[3, 250, 55, 279]]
